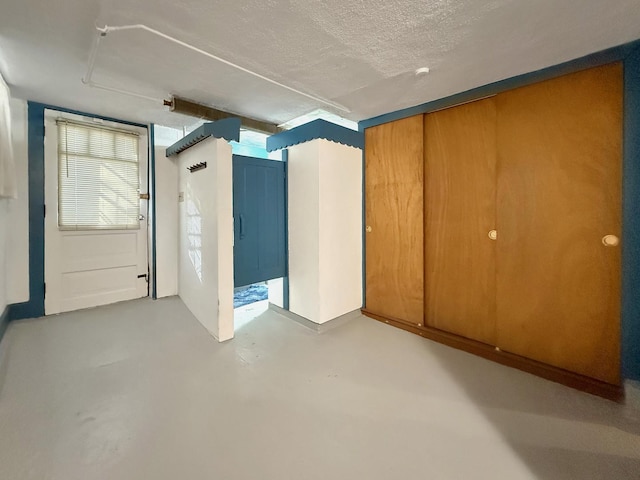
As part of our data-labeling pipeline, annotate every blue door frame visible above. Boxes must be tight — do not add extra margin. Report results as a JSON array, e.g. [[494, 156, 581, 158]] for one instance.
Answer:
[[8, 102, 149, 321]]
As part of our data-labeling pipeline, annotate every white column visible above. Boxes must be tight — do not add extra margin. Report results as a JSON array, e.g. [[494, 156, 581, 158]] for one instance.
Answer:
[[154, 146, 178, 298], [288, 139, 362, 324]]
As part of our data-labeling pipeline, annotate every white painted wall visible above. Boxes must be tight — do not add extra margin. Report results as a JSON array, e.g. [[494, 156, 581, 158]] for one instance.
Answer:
[[177, 137, 234, 341], [1, 97, 29, 314], [287, 139, 363, 324], [0, 201, 7, 314], [288, 141, 320, 322], [318, 140, 363, 321], [154, 146, 178, 298], [267, 278, 284, 308], [6, 98, 29, 305]]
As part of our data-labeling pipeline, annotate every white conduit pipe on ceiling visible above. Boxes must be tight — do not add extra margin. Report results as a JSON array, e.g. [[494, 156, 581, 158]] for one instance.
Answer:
[[82, 28, 165, 103], [82, 24, 351, 113]]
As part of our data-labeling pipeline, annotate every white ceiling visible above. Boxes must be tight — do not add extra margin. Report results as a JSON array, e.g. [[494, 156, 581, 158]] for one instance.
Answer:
[[1, 0, 639, 129]]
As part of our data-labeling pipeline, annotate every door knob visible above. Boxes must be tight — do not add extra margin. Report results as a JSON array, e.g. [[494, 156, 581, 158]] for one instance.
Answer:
[[488, 230, 497, 240], [602, 235, 619, 247], [366, 226, 372, 233]]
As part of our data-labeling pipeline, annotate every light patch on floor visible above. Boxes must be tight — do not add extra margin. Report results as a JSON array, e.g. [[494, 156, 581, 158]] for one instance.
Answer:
[[234, 299, 269, 331], [0, 297, 639, 479]]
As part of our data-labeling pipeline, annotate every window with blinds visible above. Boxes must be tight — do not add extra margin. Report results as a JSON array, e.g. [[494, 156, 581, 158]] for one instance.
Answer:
[[57, 120, 140, 230]]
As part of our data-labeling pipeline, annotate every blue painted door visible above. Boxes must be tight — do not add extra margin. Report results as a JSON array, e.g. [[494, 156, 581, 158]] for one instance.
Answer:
[[233, 155, 286, 287]]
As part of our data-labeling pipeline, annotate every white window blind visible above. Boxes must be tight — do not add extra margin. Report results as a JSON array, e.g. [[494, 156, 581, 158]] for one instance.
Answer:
[[57, 120, 140, 230]]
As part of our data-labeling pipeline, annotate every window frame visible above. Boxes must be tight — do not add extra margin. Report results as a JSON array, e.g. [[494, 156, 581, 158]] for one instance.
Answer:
[[54, 115, 148, 232]]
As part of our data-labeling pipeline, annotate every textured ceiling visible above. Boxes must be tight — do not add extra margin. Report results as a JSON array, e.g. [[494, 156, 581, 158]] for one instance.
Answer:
[[1, 0, 639, 129]]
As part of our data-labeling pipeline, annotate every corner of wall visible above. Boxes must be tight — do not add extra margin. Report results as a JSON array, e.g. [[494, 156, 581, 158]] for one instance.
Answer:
[[0, 96, 29, 338], [215, 139, 234, 342], [7, 97, 29, 306], [0, 303, 9, 345], [0, 200, 7, 314], [316, 140, 363, 323], [176, 137, 234, 342], [287, 141, 321, 323]]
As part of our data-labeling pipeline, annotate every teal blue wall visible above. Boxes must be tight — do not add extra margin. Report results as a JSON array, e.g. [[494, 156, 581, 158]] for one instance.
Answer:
[[623, 46, 640, 380], [9, 102, 46, 320]]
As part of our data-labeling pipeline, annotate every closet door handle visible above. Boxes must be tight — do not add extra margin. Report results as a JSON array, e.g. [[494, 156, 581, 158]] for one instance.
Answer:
[[239, 214, 245, 239], [602, 235, 619, 247], [488, 230, 497, 241]]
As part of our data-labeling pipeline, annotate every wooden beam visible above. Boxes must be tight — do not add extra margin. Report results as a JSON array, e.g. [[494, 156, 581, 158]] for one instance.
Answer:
[[166, 96, 281, 135]]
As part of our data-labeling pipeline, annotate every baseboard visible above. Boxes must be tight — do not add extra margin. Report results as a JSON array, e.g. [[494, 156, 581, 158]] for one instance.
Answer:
[[6, 300, 37, 321], [0, 305, 11, 393], [269, 304, 361, 333], [362, 309, 624, 402]]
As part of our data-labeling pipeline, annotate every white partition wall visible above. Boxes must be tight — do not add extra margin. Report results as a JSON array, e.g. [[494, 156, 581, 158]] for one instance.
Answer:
[[177, 137, 234, 341], [288, 139, 363, 324]]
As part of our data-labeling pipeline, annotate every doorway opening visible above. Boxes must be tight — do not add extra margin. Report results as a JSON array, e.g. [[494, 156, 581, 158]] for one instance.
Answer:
[[232, 153, 286, 331], [231, 130, 286, 332], [234, 279, 283, 330]]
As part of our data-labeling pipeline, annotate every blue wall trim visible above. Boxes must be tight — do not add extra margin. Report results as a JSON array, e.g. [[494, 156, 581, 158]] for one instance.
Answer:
[[31, 102, 147, 129], [12, 102, 47, 320], [359, 39, 640, 131], [166, 118, 241, 157], [149, 124, 157, 300], [12, 102, 150, 321], [282, 148, 290, 311], [623, 46, 640, 381], [266, 119, 364, 152]]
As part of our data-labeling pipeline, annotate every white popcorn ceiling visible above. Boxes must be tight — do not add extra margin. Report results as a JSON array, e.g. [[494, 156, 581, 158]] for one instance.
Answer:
[[1, 0, 639, 129]]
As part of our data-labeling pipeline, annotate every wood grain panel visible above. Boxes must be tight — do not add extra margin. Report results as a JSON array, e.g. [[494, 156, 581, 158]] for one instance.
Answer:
[[424, 98, 497, 344], [365, 115, 424, 325], [496, 63, 622, 385]]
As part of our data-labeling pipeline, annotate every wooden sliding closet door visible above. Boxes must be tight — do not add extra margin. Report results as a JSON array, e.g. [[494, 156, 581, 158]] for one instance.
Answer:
[[365, 115, 424, 325], [496, 63, 622, 384], [424, 98, 497, 344]]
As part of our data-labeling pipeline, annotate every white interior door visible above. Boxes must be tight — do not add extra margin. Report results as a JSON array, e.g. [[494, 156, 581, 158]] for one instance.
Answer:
[[44, 110, 149, 315]]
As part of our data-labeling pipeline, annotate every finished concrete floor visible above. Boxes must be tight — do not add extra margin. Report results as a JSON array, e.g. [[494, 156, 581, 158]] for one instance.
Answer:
[[0, 297, 639, 480]]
